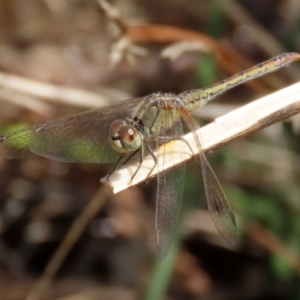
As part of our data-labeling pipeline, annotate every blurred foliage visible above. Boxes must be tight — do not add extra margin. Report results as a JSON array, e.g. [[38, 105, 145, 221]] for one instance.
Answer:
[[0, 0, 300, 300], [196, 55, 218, 88]]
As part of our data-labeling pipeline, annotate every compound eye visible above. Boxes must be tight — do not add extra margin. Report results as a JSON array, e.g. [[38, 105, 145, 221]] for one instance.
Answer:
[[109, 119, 126, 139], [109, 120, 142, 153], [118, 126, 141, 151]]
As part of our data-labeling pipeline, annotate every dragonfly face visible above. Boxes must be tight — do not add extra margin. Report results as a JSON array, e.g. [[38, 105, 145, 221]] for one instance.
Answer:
[[109, 119, 142, 153]]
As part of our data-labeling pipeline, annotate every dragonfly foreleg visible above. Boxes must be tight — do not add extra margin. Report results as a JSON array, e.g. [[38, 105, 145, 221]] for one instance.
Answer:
[[131, 143, 157, 180], [107, 153, 125, 181], [107, 150, 139, 181], [128, 143, 157, 183]]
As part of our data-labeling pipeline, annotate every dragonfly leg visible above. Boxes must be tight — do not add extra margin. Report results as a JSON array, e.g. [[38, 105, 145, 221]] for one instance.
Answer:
[[144, 143, 157, 178], [161, 136, 196, 162], [121, 149, 139, 166], [128, 142, 158, 183], [107, 149, 141, 181], [129, 147, 144, 182], [178, 136, 197, 159], [107, 153, 125, 181]]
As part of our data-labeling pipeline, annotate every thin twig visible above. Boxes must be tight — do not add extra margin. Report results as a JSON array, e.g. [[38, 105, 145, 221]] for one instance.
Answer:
[[127, 25, 296, 91], [102, 81, 300, 193], [26, 186, 111, 300], [0, 88, 52, 116], [0, 71, 131, 109], [216, 0, 286, 56], [98, 0, 290, 92], [216, 0, 300, 81]]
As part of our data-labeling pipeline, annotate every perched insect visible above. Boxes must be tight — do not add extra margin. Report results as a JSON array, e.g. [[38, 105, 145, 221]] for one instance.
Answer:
[[0, 52, 299, 260]]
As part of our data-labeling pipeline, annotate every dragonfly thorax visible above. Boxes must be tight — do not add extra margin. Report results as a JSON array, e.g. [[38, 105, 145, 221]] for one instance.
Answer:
[[133, 92, 182, 138], [109, 119, 142, 153]]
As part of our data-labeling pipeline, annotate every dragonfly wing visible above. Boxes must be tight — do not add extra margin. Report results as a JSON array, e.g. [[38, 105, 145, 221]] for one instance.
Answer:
[[156, 164, 185, 261], [200, 156, 236, 244], [155, 120, 185, 261], [0, 97, 143, 163], [178, 105, 236, 244]]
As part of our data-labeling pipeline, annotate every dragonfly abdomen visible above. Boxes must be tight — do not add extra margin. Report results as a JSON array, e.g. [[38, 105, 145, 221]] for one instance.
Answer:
[[179, 52, 300, 112]]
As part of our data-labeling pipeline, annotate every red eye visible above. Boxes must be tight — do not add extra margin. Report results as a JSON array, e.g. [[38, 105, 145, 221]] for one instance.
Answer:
[[127, 128, 135, 141], [109, 120, 142, 153], [109, 119, 126, 138], [118, 126, 136, 143]]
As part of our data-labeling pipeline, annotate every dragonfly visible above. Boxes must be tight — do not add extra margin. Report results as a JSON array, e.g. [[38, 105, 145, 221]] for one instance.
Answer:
[[0, 52, 299, 261]]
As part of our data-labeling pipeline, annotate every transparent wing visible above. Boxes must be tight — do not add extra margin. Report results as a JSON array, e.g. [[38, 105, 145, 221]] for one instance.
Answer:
[[0, 97, 143, 163], [155, 119, 185, 261], [178, 105, 236, 245], [200, 157, 236, 244]]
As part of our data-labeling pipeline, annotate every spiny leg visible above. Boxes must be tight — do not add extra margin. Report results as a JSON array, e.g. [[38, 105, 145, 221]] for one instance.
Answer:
[[107, 153, 125, 181], [107, 149, 140, 182], [145, 143, 158, 178], [129, 142, 158, 183]]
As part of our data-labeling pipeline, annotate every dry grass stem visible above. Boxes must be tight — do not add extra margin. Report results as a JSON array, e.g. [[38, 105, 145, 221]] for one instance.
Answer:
[[0, 71, 122, 109], [102, 81, 300, 194], [26, 187, 111, 300]]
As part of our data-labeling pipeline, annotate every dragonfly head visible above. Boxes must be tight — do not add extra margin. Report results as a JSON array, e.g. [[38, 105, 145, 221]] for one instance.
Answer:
[[109, 119, 142, 153]]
